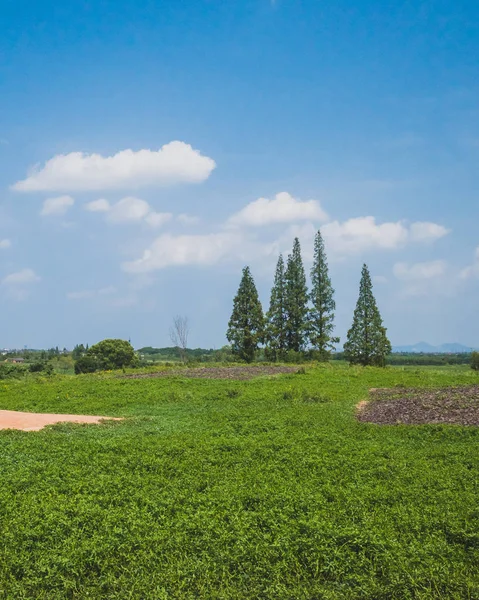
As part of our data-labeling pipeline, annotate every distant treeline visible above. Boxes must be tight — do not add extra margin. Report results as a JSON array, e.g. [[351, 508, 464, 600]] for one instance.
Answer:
[[333, 352, 473, 366], [137, 347, 475, 366], [138, 347, 220, 362]]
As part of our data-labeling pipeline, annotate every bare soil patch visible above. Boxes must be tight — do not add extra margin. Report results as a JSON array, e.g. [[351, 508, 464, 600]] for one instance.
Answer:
[[122, 365, 299, 381], [0, 410, 122, 432], [358, 386, 479, 426]]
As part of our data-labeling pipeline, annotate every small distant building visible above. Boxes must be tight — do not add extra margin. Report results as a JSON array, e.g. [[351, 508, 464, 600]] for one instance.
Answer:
[[5, 357, 25, 364]]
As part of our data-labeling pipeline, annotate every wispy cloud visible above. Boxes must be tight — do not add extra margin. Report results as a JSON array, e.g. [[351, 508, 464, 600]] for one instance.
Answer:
[[393, 260, 448, 296], [460, 246, 479, 279], [40, 195, 75, 217], [67, 286, 117, 300], [2, 268, 41, 300]]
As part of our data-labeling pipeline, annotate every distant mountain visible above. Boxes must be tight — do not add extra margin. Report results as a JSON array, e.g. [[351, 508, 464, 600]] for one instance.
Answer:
[[392, 342, 476, 354]]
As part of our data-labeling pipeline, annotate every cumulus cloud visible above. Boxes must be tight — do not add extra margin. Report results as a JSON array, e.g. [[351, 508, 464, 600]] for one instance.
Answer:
[[409, 221, 449, 242], [12, 142, 216, 192], [460, 246, 479, 279], [85, 198, 110, 212], [122, 208, 451, 273], [86, 196, 172, 228], [227, 192, 328, 228], [0, 239, 11, 249], [122, 232, 278, 273], [113, 191, 450, 273], [107, 197, 151, 223], [320, 217, 449, 257], [322, 217, 409, 255], [40, 195, 75, 216], [123, 233, 241, 272]]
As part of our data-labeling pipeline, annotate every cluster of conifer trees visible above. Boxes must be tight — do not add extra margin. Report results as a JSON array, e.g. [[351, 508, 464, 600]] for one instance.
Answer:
[[226, 230, 392, 365]]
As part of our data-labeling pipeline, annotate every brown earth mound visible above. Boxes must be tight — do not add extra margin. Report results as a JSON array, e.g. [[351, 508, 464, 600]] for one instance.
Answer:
[[357, 385, 479, 426], [0, 410, 122, 432], [122, 365, 299, 380]]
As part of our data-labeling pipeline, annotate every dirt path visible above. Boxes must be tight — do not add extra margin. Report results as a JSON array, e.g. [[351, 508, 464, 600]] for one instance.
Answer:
[[358, 385, 479, 425], [0, 410, 122, 432]]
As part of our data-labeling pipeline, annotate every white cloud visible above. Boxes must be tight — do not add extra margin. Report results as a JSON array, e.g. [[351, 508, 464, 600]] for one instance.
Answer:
[[107, 197, 151, 223], [460, 246, 479, 279], [87, 196, 172, 229], [320, 217, 449, 257], [227, 192, 328, 228], [67, 286, 117, 300], [40, 195, 75, 216], [0, 239, 11, 249], [3, 268, 41, 285], [409, 221, 449, 242], [178, 213, 200, 226], [85, 198, 110, 212], [123, 233, 240, 272], [393, 260, 447, 296], [144, 212, 173, 228], [12, 141, 216, 192], [115, 192, 450, 274], [394, 260, 447, 281], [122, 232, 278, 273], [322, 217, 409, 256]]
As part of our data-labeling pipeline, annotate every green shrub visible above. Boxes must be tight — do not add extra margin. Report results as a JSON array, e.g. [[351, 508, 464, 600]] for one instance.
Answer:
[[471, 352, 479, 371], [75, 339, 138, 374], [284, 350, 305, 363], [88, 339, 137, 371], [74, 355, 100, 375], [29, 361, 54, 375], [0, 363, 27, 379]]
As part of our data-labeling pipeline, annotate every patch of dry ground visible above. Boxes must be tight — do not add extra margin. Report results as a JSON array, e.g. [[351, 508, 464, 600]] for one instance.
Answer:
[[122, 365, 299, 380], [358, 385, 479, 425], [0, 410, 122, 432]]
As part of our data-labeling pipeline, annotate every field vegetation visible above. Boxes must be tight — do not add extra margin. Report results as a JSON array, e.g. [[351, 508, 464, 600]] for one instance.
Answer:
[[0, 363, 479, 598]]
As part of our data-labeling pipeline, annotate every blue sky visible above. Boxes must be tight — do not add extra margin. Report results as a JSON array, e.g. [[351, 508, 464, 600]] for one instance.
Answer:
[[1, 0, 479, 349]]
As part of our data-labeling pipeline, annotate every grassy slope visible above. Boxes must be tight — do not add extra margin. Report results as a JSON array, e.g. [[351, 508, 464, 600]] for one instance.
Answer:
[[0, 364, 478, 599]]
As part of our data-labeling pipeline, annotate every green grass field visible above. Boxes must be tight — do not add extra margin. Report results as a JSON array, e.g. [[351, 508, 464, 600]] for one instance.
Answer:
[[1, 364, 479, 599]]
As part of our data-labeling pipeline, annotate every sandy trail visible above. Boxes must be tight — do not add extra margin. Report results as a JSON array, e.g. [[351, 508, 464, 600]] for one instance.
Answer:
[[0, 410, 122, 431]]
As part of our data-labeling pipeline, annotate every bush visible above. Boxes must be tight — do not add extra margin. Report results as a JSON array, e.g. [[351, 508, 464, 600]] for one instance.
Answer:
[[284, 350, 305, 364], [472, 352, 479, 371], [29, 361, 54, 375], [0, 363, 27, 379], [74, 355, 101, 375], [75, 339, 138, 374]]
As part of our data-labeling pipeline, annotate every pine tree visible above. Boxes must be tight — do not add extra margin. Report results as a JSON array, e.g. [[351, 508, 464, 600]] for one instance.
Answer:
[[265, 254, 287, 360], [226, 266, 264, 363], [344, 264, 391, 366], [309, 230, 339, 360], [284, 238, 308, 352]]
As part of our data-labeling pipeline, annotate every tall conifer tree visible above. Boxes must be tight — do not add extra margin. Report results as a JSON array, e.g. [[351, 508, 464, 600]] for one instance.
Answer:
[[284, 238, 308, 352], [226, 266, 264, 363], [344, 264, 391, 366], [265, 254, 287, 360], [309, 230, 338, 359]]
